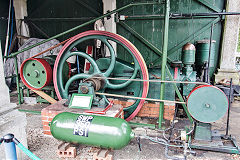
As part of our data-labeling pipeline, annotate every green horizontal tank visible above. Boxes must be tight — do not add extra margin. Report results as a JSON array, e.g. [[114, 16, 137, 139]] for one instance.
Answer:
[[195, 40, 216, 77], [50, 112, 134, 149]]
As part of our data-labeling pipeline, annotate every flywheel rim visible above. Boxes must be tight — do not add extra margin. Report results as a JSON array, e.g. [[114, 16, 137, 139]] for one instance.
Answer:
[[53, 30, 149, 121]]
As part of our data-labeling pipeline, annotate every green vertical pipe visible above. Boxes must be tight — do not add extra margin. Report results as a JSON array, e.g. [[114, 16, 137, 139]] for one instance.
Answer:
[[7, 2, 159, 58], [166, 66, 193, 123], [158, 0, 170, 129], [14, 57, 21, 104]]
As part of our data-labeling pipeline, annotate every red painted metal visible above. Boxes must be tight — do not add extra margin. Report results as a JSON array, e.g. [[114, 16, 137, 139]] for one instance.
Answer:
[[53, 30, 149, 121], [84, 100, 114, 114], [174, 67, 178, 80], [186, 85, 229, 123], [84, 46, 93, 73], [20, 58, 52, 90]]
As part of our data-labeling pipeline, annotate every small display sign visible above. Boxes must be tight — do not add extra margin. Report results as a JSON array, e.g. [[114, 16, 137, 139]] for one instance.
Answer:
[[68, 93, 93, 109]]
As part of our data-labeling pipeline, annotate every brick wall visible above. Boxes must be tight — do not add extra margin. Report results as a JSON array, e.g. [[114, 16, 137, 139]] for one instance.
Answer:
[[41, 102, 66, 135], [112, 99, 175, 120], [41, 101, 124, 135]]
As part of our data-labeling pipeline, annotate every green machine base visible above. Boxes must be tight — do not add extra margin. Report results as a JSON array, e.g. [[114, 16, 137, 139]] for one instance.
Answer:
[[189, 123, 240, 154]]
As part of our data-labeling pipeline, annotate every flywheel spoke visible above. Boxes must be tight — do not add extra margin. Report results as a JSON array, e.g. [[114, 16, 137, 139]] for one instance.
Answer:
[[63, 73, 91, 98]]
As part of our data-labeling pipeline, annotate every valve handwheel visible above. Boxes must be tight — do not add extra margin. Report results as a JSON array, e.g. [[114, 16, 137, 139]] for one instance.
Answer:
[[53, 30, 149, 121]]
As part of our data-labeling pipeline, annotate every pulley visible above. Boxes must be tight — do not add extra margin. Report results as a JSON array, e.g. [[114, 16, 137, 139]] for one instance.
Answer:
[[187, 85, 228, 123], [20, 55, 70, 90]]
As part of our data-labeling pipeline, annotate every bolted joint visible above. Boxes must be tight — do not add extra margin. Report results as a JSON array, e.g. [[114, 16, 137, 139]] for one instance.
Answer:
[[80, 85, 89, 94]]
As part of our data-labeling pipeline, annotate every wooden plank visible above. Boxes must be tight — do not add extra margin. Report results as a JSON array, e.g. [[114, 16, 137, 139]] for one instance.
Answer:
[[31, 89, 57, 104]]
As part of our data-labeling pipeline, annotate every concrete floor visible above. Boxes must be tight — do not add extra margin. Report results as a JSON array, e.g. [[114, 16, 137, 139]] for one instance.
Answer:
[[2, 93, 240, 160]]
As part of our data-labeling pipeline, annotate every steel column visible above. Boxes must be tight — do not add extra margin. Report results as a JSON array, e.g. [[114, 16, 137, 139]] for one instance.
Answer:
[[158, 0, 170, 129]]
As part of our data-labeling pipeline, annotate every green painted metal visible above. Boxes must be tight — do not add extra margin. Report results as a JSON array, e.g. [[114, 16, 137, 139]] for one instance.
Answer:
[[189, 143, 240, 154], [26, 0, 102, 41], [182, 50, 195, 66], [194, 123, 212, 141], [7, 1, 159, 58], [73, 0, 102, 16], [117, 1, 224, 68], [50, 112, 134, 149], [187, 85, 228, 123], [128, 121, 156, 129], [166, 66, 194, 123], [18, 109, 41, 115], [14, 57, 21, 104], [151, 17, 221, 67], [118, 21, 173, 63], [159, 0, 170, 129], [55, 33, 146, 119], [21, 55, 69, 89], [22, 59, 48, 89], [125, 15, 219, 20], [181, 44, 197, 96], [195, 40, 216, 77], [195, 0, 222, 12]]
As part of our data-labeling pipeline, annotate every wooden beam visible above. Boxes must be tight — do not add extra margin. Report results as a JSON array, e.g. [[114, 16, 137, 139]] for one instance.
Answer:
[[31, 89, 57, 104]]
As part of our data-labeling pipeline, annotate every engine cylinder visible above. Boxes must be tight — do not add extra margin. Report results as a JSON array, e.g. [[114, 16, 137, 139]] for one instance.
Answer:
[[182, 43, 196, 66], [195, 40, 216, 77]]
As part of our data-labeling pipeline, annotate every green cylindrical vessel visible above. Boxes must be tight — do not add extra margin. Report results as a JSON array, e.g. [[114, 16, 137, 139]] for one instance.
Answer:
[[50, 112, 134, 149], [182, 43, 196, 65], [195, 40, 216, 77]]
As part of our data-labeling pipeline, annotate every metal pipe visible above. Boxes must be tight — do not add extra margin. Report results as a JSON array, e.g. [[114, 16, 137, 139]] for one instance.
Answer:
[[7, 1, 160, 58], [166, 66, 194, 123], [207, 24, 214, 83], [3, 0, 12, 63], [95, 92, 186, 104], [14, 57, 21, 104], [128, 122, 156, 129], [159, 0, 170, 129], [24, 17, 98, 22], [3, 134, 17, 160], [225, 78, 233, 136], [121, 11, 240, 20], [171, 12, 240, 17], [91, 76, 208, 85], [124, 15, 218, 20]]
